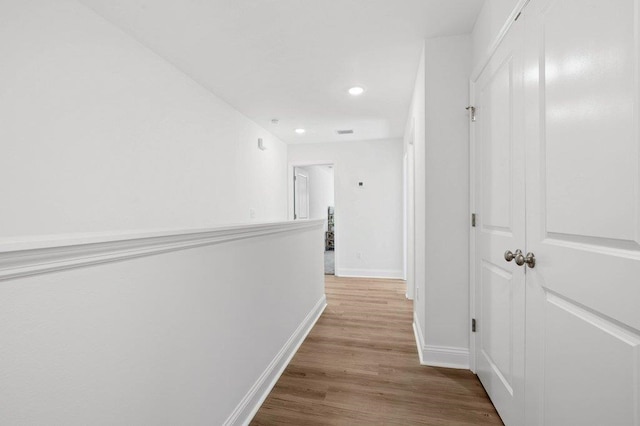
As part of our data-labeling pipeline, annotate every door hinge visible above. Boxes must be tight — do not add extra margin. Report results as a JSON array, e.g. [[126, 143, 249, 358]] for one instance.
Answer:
[[471, 213, 477, 227], [472, 318, 477, 333], [466, 105, 476, 122]]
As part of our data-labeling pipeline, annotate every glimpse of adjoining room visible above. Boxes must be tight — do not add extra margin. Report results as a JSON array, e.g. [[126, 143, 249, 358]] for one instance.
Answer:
[[293, 164, 335, 274], [324, 205, 334, 275]]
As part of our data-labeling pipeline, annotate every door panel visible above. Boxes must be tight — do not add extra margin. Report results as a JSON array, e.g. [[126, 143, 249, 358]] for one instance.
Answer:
[[524, 0, 640, 424], [543, 0, 637, 242], [480, 261, 514, 386], [294, 169, 309, 220], [482, 60, 515, 232], [543, 294, 640, 426], [474, 19, 526, 426]]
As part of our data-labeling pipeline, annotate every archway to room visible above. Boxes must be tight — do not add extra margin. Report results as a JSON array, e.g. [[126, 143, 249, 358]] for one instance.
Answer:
[[292, 163, 336, 275]]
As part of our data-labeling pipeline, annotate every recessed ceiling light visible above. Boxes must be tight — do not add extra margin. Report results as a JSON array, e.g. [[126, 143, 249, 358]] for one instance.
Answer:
[[348, 86, 365, 96], [295, 128, 306, 134]]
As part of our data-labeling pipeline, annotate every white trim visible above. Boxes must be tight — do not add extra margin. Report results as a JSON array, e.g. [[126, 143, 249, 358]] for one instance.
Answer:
[[413, 314, 427, 365], [293, 169, 310, 220], [413, 314, 470, 369], [403, 152, 408, 281], [224, 295, 327, 426], [422, 346, 470, 370], [0, 220, 324, 282], [468, 0, 530, 374], [336, 268, 404, 280], [471, 0, 531, 81], [405, 140, 416, 301], [287, 160, 335, 221], [469, 77, 478, 373], [287, 160, 339, 273]]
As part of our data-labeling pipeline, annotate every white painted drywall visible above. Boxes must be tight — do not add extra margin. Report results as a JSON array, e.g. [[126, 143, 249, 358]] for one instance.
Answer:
[[0, 0, 288, 240], [298, 166, 335, 232], [405, 47, 425, 309], [423, 35, 472, 354], [0, 222, 326, 425], [78, 0, 483, 145], [408, 35, 472, 368], [0, 2, 321, 423], [289, 139, 404, 279], [471, 0, 521, 69]]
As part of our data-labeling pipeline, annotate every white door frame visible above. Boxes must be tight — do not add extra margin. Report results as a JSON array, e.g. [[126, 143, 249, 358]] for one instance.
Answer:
[[288, 161, 337, 271], [293, 168, 310, 220], [468, 0, 531, 375], [468, 79, 477, 373], [405, 119, 416, 300], [403, 153, 408, 282]]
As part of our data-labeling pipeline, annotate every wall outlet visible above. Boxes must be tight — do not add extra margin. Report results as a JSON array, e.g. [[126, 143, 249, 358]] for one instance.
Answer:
[[249, 208, 256, 219], [356, 252, 362, 260]]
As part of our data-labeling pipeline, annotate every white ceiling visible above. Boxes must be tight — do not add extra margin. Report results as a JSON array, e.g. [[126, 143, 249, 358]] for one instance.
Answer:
[[80, 0, 483, 144]]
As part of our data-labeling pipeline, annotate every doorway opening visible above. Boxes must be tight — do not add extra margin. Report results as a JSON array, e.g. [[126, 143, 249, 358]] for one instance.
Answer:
[[293, 164, 335, 275]]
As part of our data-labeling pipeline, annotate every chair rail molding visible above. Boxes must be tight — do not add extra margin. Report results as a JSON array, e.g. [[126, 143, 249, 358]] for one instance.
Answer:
[[0, 220, 324, 282]]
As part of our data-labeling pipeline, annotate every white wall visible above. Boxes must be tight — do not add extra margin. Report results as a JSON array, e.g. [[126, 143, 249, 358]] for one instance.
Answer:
[[405, 47, 425, 307], [407, 0, 521, 371], [471, 0, 521, 70], [0, 2, 324, 424], [0, 0, 288, 240], [299, 166, 334, 232], [424, 35, 472, 354], [0, 222, 326, 425], [408, 35, 472, 369], [289, 139, 404, 279]]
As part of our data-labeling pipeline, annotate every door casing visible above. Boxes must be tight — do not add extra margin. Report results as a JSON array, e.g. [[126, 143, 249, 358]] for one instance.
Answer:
[[469, 0, 531, 375]]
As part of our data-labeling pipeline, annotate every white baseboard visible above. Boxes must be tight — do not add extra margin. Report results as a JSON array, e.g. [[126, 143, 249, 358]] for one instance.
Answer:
[[412, 315, 427, 365], [422, 345, 469, 369], [413, 313, 469, 370], [336, 268, 404, 279], [223, 295, 327, 426]]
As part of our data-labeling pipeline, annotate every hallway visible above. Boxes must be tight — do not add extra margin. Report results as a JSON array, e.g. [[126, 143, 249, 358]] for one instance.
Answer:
[[252, 276, 502, 425]]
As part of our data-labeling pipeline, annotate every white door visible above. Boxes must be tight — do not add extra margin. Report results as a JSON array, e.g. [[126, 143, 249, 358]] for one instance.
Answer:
[[403, 153, 408, 282], [523, 0, 640, 424], [407, 142, 416, 300], [473, 19, 526, 426], [294, 168, 309, 220]]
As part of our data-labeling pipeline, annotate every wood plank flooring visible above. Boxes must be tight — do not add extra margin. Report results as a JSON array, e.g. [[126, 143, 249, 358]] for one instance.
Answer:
[[251, 276, 502, 425]]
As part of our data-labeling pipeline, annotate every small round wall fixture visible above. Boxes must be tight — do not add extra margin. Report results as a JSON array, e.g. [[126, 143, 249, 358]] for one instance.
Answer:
[[348, 86, 365, 96], [295, 128, 306, 134]]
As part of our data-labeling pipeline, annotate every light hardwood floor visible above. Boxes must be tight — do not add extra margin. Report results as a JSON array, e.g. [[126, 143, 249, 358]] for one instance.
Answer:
[[251, 276, 503, 425]]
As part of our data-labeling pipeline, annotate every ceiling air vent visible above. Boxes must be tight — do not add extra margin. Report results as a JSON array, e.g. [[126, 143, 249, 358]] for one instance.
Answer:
[[336, 129, 354, 135]]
